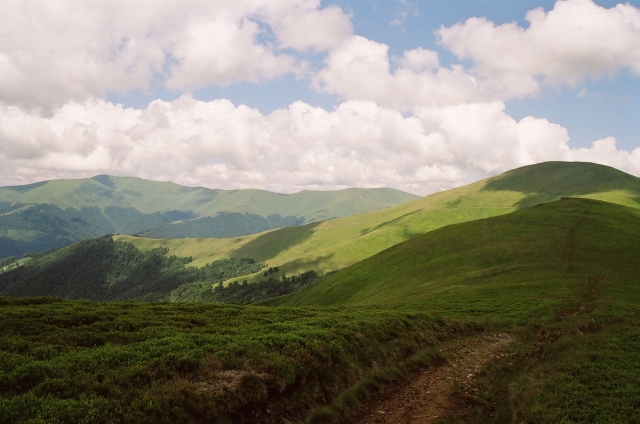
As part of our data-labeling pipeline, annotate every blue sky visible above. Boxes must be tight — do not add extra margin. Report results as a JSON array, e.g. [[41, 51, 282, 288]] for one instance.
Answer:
[[2, 0, 640, 193]]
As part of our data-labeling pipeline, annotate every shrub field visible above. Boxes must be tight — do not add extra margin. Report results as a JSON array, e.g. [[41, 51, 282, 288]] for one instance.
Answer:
[[0, 297, 467, 423]]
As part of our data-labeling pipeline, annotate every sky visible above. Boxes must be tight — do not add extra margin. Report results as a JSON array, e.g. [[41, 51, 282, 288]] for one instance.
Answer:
[[1, 0, 639, 195]]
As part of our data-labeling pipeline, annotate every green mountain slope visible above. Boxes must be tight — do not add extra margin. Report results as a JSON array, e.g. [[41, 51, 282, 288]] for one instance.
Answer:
[[266, 197, 640, 422], [4, 197, 640, 422], [0, 175, 417, 257], [122, 161, 640, 279], [267, 198, 640, 313], [265, 198, 640, 423]]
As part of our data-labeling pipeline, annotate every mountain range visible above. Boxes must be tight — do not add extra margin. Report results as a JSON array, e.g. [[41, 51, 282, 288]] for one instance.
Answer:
[[3, 161, 640, 303], [0, 175, 417, 258]]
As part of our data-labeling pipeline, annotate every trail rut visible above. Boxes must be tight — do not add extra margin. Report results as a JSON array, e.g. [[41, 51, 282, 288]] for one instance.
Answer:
[[344, 333, 513, 424]]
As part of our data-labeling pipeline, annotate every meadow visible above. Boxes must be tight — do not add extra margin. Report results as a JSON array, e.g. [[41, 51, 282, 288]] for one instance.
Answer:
[[269, 198, 640, 422], [0, 298, 469, 424]]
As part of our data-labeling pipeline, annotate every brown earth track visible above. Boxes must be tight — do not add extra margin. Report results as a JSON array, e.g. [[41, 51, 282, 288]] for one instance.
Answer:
[[343, 333, 514, 424]]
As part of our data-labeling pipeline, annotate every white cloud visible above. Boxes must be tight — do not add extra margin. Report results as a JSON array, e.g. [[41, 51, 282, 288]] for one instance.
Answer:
[[0, 0, 352, 110], [269, 3, 353, 51], [165, 18, 296, 89], [1, 97, 638, 194], [399, 48, 440, 73], [438, 0, 640, 98], [315, 36, 495, 110]]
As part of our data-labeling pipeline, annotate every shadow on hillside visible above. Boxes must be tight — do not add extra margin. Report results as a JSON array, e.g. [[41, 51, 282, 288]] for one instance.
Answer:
[[360, 209, 422, 236], [282, 252, 336, 273], [482, 162, 640, 209], [3, 180, 48, 193], [231, 222, 321, 262]]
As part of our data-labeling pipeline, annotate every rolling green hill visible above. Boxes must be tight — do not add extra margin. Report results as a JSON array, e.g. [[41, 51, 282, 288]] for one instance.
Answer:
[[122, 161, 640, 282], [266, 198, 640, 313], [0, 175, 417, 258], [265, 197, 640, 422], [0, 236, 264, 301], [4, 198, 640, 422]]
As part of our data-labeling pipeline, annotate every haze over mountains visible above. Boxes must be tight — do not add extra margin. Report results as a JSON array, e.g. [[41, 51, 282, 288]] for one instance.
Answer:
[[0, 175, 418, 258]]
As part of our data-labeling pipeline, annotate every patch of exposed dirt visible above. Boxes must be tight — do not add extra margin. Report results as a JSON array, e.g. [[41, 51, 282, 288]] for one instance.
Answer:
[[344, 333, 514, 424]]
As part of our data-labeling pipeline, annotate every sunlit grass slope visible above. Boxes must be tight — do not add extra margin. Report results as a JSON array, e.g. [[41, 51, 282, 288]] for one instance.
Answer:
[[268, 198, 640, 317], [274, 197, 640, 423], [115, 235, 261, 267], [123, 162, 640, 281]]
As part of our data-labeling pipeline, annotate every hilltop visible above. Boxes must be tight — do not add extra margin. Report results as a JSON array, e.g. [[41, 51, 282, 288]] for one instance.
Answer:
[[0, 175, 417, 258]]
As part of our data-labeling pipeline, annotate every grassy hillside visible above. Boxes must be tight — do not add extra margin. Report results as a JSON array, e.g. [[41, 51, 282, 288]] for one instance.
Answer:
[[0, 298, 461, 424], [123, 162, 640, 282], [267, 198, 639, 313], [4, 198, 640, 422], [0, 175, 417, 257], [267, 198, 640, 421], [0, 235, 321, 304]]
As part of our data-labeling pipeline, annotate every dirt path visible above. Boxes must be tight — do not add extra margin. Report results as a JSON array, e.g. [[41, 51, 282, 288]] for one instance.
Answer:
[[345, 333, 513, 424]]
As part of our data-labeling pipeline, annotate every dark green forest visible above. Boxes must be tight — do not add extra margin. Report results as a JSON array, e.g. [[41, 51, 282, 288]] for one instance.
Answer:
[[170, 270, 320, 303], [0, 236, 263, 301]]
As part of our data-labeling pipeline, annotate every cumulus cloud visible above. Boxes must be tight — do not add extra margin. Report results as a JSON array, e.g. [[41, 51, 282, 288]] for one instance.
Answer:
[[438, 0, 640, 98], [1, 97, 638, 194], [269, 3, 353, 51], [0, 0, 352, 110], [165, 18, 295, 89], [315, 36, 496, 110]]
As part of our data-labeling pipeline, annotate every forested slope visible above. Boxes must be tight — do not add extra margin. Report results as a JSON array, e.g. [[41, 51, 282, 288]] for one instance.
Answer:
[[0, 236, 262, 301]]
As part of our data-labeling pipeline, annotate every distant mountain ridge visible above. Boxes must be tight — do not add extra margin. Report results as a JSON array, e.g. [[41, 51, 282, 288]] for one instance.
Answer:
[[0, 175, 419, 258]]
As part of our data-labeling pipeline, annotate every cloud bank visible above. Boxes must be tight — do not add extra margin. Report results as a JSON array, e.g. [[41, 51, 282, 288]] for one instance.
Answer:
[[0, 0, 639, 193], [2, 96, 638, 194]]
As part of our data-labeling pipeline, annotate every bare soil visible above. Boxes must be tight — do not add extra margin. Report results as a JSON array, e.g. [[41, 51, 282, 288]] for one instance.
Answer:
[[344, 333, 514, 424]]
